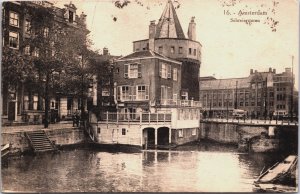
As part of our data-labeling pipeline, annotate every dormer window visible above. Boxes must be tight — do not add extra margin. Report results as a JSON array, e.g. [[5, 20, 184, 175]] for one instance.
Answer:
[[43, 27, 49, 38], [25, 20, 31, 34], [69, 10, 74, 23]]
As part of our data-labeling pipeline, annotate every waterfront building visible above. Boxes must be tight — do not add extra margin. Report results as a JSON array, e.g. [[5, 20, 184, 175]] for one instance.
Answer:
[[89, 0, 202, 148], [132, 0, 202, 101], [1, 1, 89, 124], [199, 68, 296, 119]]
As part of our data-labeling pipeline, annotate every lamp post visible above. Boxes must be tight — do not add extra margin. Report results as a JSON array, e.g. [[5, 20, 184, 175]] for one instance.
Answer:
[[234, 81, 238, 109]]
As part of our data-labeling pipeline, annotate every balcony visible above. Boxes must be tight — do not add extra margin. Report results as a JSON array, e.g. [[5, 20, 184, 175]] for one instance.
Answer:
[[99, 112, 172, 124], [159, 99, 202, 107]]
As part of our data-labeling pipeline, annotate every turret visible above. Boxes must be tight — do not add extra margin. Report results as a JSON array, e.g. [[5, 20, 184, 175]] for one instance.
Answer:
[[187, 17, 196, 41]]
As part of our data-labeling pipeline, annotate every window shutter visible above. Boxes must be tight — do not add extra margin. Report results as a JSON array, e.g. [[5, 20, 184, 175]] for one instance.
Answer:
[[145, 85, 149, 100], [138, 64, 142, 78], [167, 65, 171, 78], [124, 64, 128, 78], [159, 63, 162, 77], [117, 86, 121, 100]]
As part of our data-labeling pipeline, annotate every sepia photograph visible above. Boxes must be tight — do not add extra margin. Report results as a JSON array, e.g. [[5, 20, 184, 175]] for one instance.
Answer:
[[1, 0, 299, 192]]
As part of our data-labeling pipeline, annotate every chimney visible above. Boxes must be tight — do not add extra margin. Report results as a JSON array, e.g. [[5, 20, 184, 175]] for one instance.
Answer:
[[273, 68, 276, 74], [187, 17, 196, 41], [269, 67, 272, 72], [250, 69, 253, 74], [149, 20, 156, 51], [254, 70, 257, 73], [285, 67, 291, 73], [103, 47, 109, 55]]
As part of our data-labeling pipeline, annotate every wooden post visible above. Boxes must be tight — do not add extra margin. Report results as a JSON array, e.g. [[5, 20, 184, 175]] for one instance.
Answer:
[[156, 113, 158, 124], [169, 127, 171, 144], [154, 128, 157, 148], [117, 111, 119, 126], [148, 112, 150, 124]]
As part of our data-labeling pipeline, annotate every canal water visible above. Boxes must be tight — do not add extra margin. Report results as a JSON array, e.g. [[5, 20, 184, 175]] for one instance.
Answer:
[[1, 142, 292, 192]]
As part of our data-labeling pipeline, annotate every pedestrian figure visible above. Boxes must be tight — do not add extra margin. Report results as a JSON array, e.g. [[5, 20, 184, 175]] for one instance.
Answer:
[[72, 111, 77, 127], [75, 111, 80, 127]]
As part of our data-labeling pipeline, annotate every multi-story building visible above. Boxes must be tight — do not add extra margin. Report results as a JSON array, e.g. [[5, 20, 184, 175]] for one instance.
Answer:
[[132, 0, 202, 101], [89, 0, 202, 149], [199, 68, 296, 119], [114, 50, 182, 115], [1, 1, 89, 124]]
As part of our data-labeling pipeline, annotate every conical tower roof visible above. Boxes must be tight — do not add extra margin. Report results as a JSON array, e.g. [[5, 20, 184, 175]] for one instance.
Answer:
[[155, 0, 186, 39]]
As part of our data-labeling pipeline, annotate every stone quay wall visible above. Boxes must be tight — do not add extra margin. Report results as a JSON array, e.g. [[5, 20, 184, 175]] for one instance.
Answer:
[[199, 120, 298, 146], [2, 128, 86, 154]]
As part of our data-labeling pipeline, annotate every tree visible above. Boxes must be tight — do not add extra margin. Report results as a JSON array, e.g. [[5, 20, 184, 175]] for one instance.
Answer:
[[20, 2, 92, 127]]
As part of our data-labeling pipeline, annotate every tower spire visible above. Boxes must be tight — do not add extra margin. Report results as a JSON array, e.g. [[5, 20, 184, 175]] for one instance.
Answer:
[[155, 0, 185, 39]]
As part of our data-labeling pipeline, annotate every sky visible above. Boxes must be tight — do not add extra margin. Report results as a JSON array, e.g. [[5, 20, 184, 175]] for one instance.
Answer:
[[55, 0, 299, 87]]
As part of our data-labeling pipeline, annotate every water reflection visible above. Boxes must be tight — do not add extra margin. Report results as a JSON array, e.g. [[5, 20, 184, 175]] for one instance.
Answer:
[[2, 144, 293, 192]]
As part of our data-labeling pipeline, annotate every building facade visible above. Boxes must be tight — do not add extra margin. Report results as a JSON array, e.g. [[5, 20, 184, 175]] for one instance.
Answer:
[[88, 1, 202, 148], [2, 1, 89, 124], [199, 68, 296, 119], [132, 0, 202, 101]]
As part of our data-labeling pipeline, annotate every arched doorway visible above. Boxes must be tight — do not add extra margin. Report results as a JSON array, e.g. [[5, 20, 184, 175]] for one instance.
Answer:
[[143, 127, 155, 148], [157, 127, 170, 145]]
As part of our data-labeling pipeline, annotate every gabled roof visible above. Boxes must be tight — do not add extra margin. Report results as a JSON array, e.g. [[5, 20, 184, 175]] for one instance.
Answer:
[[116, 50, 181, 64], [155, 0, 185, 39]]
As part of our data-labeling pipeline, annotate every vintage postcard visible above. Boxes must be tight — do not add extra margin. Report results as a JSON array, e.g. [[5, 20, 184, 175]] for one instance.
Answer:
[[1, 0, 298, 192]]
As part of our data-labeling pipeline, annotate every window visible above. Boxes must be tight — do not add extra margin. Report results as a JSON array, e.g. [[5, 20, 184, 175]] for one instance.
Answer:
[[240, 102, 244, 106], [124, 63, 141, 78], [9, 11, 19, 27], [167, 65, 171, 78], [170, 46, 175, 54], [181, 91, 188, 100], [189, 48, 192, 55], [9, 31, 19, 48], [122, 128, 126, 135], [25, 20, 31, 34], [192, 128, 196, 136], [178, 129, 183, 137], [173, 68, 177, 81], [137, 85, 149, 100], [97, 127, 101, 134], [69, 10, 74, 23], [179, 47, 183, 54], [173, 94, 178, 102], [159, 63, 171, 79], [115, 68, 119, 74], [158, 46, 163, 54], [43, 27, 49, 38], [194, 49, 196, 56], [24, 45, 30, 55], [33, 48, 39, 57], [121, 86, 130, 100], [245, 102, 249, 106]]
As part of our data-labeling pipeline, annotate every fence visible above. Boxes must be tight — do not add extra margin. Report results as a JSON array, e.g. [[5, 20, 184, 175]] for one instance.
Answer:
[[159, 99, 202, 107], [99, 112, 172, 124], [201, 117, 298, 126]]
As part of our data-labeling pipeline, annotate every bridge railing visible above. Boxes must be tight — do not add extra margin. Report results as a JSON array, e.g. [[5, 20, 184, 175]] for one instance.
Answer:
[[99, 112, 172, 125], [201, 117, 298, 126]]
